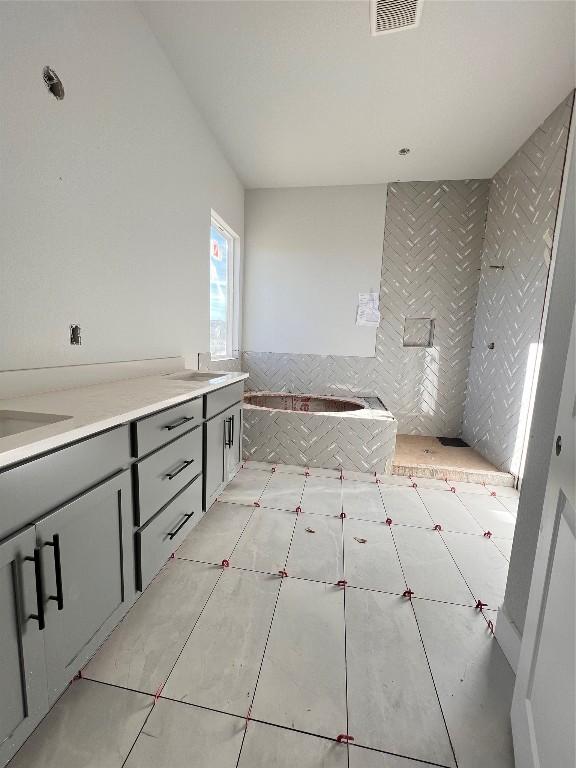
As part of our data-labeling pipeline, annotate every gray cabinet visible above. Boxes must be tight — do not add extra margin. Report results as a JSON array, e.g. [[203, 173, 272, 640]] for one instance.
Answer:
[[0, 527, 48, 767], [204, 401, 243, 510], [37, 470, 134, 701]]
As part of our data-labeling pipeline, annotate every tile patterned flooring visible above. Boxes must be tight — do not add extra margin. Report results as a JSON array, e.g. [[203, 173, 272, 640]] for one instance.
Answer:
[[9, 463, 519, 768]]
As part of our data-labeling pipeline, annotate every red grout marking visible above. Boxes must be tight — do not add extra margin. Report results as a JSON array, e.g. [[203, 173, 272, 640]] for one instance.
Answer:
[[336, 734, 354, 743], [433, 524, 442, 531], [169, 552, 175, 559], [385, 517, 393, 526], [271, 467, 276, 473], [483, 530, 493, 538], [278, 569, 288, 578], [490, 491, 497, 496], [411, 482, 418, 489], [244, 704, 252, 730], [487, 619, 495, 635], [336, 579, 347, 588], [221, 559, 230, 568], [253, 501, 261, 507], [74, 669, 83, 681], [295, 506, 302, 515], [402, 588, 414, 600], [475, 599, 488, 611], [448, 486, 456, 493], [340, 511, 346, 519], [153, 683, 164, 701]]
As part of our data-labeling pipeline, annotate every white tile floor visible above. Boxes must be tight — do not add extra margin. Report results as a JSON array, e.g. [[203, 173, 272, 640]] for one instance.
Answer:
[[9, 462, 519, 768]]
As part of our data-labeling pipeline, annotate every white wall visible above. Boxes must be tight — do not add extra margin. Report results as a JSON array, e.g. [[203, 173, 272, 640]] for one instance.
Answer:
[[243, 185, 387, 357], [0, 1, 244, 372]]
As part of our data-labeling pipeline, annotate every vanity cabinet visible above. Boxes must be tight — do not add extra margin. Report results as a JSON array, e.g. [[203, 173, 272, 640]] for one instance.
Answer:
[[204, 390, 243, 509], [0, 527, 48, 768], [37, 470, 133, 701]]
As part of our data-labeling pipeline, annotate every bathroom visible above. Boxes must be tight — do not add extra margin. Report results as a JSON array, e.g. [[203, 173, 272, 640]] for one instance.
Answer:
[[1, 2, 574, 767]]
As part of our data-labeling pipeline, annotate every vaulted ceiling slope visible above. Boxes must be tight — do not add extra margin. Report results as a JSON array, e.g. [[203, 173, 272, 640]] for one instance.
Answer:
[[141, 1, 575, 188]]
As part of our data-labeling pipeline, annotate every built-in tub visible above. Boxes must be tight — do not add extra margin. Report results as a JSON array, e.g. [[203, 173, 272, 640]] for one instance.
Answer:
[[242, 391, 398, 474]]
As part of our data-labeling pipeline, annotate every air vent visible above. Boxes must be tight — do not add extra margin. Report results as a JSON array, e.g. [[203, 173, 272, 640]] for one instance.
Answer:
[[370, 0, 423, 36]]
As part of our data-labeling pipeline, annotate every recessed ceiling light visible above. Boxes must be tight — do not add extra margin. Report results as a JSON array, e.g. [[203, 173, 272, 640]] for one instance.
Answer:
[[398, 147, 411, 156]]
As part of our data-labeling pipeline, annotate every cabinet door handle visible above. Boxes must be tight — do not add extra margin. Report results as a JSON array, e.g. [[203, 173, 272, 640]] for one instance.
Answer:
[[165, 458, 195, 480], [162, 415, 195, 431], [24, 548, 45, 630], [45, 534, 64, 610], [167, 512, 195, 540], [230, 415, 235, 446]]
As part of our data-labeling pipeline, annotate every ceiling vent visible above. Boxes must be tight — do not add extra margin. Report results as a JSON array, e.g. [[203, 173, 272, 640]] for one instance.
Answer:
[[370, 0, 423, 36]]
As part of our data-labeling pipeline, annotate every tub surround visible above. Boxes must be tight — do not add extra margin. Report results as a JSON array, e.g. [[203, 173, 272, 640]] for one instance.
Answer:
[[243, 395, 397, 474], [0, 371, 248, 470]]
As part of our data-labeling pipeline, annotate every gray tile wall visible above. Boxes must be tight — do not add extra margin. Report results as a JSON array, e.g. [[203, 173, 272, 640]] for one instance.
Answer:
[[463, 94, 574, 473], [242, 180, 490, 437]]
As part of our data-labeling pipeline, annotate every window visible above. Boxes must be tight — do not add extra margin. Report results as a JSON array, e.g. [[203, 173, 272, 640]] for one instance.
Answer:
[[210, 212, 239, 359]]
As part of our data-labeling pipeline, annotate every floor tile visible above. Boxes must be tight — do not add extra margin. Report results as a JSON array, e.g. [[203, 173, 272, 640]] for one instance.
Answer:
[[286, 513, 343, 583], [238, 721, 347, 768], [498, 496, 519, 515], [258, 472, 306, 511], [485, 485, 519, 498], [441, 531, 509, 608], [231, 508, 296, 572], [273, 463, 307, 475], [409, 477, 453, 490], [378, 487, 434, 527], [492, 537, 513, 561], [413, 600, 515, 768], [162, 570, 279, 715], [344, 519, 405, 593], [392, 525, 474, 605], [346, 589, 455, 766], [449, 481, 489, 494], [300, 476, 343, 516], [84, 560, 220, 693], [176, 502, 253, 564], [342, 481, 387, 521], [8, 679, 152, 768], [345, 470, 379, 483], [349, 745, 437, 767], [377, 474, 413, 487], [418, 489, 485, 534], [124, 699, 244, 768], [243, 460, 275, 472], [457, 493, 516, 539], [219, 469, 271, 504], [308, 466, 342, 478], [251, 579, 347, 737]]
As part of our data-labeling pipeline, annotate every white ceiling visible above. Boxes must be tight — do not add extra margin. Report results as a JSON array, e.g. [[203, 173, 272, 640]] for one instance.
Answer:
[[141, 0, 575, 189]]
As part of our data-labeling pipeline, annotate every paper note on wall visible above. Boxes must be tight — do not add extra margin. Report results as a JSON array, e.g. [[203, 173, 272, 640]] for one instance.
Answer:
[[356, 292, 380, 327]]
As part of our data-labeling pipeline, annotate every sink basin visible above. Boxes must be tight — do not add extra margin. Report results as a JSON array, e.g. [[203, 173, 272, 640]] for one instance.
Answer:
[[165, 372, 227, 383], [0, 410, 72, 439]]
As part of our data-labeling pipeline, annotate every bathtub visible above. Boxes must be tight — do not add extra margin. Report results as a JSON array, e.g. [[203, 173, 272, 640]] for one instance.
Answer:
[[242, 391, 397, 474]]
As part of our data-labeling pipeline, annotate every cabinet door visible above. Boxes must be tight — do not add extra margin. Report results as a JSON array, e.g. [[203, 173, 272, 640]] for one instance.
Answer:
[[225, 404, 243, 482], [204, 412, 226, 510], [0, 526, 48, 767], [36, 471, 134, 701]]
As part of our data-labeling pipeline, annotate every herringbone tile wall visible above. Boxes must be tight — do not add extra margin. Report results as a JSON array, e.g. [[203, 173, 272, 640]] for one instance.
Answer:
[[463, 94, 574, 473], [242, 180, 490, 436]]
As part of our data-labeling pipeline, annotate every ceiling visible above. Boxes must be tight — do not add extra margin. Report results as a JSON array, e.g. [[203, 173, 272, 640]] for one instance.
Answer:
[[141, 1, 575, 189]]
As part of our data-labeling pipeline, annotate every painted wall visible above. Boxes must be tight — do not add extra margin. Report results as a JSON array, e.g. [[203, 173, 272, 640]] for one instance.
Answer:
[[243, 185, 387, 357], [463, 94, 574, 473], [502, 111, 575, 642], [243, 181, 489, 436], [0, 1, 243, 373]]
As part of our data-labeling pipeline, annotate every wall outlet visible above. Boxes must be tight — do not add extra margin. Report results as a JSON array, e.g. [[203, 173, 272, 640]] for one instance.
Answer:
[[70, 324, 82, 345]]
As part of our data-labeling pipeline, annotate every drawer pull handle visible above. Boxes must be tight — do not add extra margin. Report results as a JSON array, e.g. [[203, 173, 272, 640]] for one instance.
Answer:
[[168, 512, 195, 540], [45, 534, 64, 610], [24, 548, 45, 630], [163, 416, 195, 431], [165, 459, 195, 480]]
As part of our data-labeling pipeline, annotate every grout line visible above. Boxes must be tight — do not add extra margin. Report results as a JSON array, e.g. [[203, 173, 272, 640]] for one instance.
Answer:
[[340, 472, 350, 768], [233, 473, 306, 768]]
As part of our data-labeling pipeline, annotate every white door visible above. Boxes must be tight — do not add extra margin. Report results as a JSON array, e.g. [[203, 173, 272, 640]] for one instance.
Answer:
[[511, 306, 575, 767]]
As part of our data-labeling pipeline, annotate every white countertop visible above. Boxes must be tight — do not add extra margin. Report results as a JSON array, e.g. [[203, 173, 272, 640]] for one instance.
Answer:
[[0, 371, 248, 470]]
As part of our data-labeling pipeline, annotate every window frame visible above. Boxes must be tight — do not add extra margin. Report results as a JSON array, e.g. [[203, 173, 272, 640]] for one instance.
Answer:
[[210, 210, 240, 361]]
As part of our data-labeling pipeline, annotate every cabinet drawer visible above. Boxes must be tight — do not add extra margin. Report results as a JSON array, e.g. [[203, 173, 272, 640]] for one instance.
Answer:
[[133, 398, 203, 458], [134, 427, 203, 526], [205, 382, 244, 420], [0, 426, 130, 543], [136, 475, 202, 590]]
